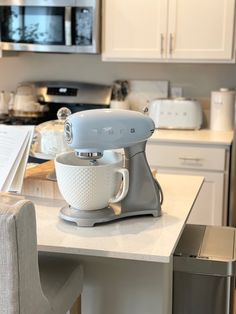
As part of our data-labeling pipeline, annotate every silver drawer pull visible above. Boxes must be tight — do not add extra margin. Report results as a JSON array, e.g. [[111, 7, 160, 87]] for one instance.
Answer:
[[179, 157, 203, 163]]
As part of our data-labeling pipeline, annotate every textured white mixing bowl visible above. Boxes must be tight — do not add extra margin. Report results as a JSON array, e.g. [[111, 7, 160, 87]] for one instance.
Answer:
[[55, 150, 129, 210]]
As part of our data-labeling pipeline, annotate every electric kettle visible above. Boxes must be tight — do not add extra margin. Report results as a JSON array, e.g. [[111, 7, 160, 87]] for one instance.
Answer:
[[12, 83, 48, 117]]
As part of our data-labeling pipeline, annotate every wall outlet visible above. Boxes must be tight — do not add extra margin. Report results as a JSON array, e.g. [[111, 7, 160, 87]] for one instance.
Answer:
[[170, 86, 183, 98]]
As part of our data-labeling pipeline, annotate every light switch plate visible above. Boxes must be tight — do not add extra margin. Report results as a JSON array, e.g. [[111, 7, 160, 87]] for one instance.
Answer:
[[170, 86, 183, 98]]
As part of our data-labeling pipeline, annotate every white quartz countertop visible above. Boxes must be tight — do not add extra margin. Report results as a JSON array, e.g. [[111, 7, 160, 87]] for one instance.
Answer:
[[29, 173, 203, 263], [149, 129, 233, 146]]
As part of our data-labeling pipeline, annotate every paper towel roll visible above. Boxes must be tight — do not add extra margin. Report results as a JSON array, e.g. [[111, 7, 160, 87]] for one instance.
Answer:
[[210, 88, 235, 131]]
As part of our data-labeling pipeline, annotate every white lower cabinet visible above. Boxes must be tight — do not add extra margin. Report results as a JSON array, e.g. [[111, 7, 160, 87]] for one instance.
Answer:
[[146, 142, 230, 226]]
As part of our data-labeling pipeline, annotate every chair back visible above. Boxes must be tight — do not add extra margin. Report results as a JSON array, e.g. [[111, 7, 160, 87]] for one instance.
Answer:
[[0, 195, 50, 314]]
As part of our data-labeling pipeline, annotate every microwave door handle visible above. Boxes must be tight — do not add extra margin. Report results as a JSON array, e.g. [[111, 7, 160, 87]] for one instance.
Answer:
[[65, 7, 72, 46]]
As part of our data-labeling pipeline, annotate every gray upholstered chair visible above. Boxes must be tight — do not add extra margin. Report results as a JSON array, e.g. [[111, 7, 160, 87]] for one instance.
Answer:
[[0, 196, 83, 314]]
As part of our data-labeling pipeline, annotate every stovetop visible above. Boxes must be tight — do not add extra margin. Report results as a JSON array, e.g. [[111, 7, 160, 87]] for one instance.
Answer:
[[0, 115, 46, 125]]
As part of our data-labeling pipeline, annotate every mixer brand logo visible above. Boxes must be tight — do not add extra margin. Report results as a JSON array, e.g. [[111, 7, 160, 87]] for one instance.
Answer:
[[64, 121, 73, 144]]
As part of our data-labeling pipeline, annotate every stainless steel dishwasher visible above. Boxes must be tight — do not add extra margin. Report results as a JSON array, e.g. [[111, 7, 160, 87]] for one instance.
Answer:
[[173, 224, 236, 314]]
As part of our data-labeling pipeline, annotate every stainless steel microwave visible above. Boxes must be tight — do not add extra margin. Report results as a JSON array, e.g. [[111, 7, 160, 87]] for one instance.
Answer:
[[0, 0, 100, 53]]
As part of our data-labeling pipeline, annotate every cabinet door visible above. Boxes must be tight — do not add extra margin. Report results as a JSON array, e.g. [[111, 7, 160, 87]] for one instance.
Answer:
[[186, 171, 224, 225], [168, 0, 235, 60], [157, 168, 225, 226], [102, 0, 168, 61]]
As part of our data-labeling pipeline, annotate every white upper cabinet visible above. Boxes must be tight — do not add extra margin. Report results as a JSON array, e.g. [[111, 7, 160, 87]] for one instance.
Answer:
[[102, 0, 236, 62], [168, 0, 235, 60], [102, 0, 168, 60]]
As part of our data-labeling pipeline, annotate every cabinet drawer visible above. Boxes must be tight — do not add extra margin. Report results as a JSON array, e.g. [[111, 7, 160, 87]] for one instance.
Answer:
[[146, 143, 226, 171]]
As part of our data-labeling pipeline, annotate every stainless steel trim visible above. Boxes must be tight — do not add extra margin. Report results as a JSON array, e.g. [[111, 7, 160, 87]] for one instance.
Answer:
[[225, 275, 232, 314], [75, 0, 97, 5], [90, 0, 100, 52], [0, 0, 75, 6], [1, 42, 98, 53], [34, 81, 112, 105], [75, 151, 103, 159], [65, 7, 72, 46]]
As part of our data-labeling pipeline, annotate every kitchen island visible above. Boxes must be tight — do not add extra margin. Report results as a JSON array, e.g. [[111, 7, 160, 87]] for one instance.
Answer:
[[24, 173, 204, 314]]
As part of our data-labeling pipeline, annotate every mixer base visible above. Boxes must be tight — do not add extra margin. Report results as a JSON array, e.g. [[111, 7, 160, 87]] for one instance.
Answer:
[[59, 205, 160, 227]]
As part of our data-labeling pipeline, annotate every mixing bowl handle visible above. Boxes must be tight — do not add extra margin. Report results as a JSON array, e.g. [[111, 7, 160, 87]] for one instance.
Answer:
[[109, 168, 129, 204]]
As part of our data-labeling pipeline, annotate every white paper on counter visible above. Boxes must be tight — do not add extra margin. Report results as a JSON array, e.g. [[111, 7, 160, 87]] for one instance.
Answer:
[[0, 125, 34, 192]]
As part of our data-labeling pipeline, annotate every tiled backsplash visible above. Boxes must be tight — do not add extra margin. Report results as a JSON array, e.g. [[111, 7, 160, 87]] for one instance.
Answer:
[[127, 80, 169, 112]]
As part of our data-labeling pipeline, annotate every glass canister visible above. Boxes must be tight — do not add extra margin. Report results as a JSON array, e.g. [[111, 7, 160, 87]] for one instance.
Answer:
[[31, 107, 72, 159]]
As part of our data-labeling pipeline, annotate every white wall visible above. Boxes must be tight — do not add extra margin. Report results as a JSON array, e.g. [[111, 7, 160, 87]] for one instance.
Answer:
[[1, 52, 236, 97]]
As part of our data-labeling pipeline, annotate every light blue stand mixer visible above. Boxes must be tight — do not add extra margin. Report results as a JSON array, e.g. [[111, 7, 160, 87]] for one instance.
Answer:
[[59, 109, 163, 227]]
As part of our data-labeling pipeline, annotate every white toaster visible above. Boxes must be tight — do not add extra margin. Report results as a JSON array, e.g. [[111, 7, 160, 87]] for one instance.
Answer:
[[148, 98, 203, 129]]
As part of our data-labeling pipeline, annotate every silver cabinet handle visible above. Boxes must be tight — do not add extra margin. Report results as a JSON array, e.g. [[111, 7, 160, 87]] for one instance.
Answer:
[[169, 33, 174, 55], [160, 33, 164, 56]]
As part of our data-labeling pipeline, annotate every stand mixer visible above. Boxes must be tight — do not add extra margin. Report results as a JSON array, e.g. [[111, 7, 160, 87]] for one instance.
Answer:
[[59, 109, 163, 226]]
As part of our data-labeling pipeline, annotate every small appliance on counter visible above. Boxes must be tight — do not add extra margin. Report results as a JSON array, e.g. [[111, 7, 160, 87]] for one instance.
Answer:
[[147, 98, 203, 130], [0, 90, 8, 116], [210, 88, 235, 131], [55, 109, 163, 227], [11, 83, 48, 118]]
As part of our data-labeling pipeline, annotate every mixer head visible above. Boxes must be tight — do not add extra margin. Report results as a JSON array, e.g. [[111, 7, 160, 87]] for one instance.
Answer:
[[64, 108, 155, 159]]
